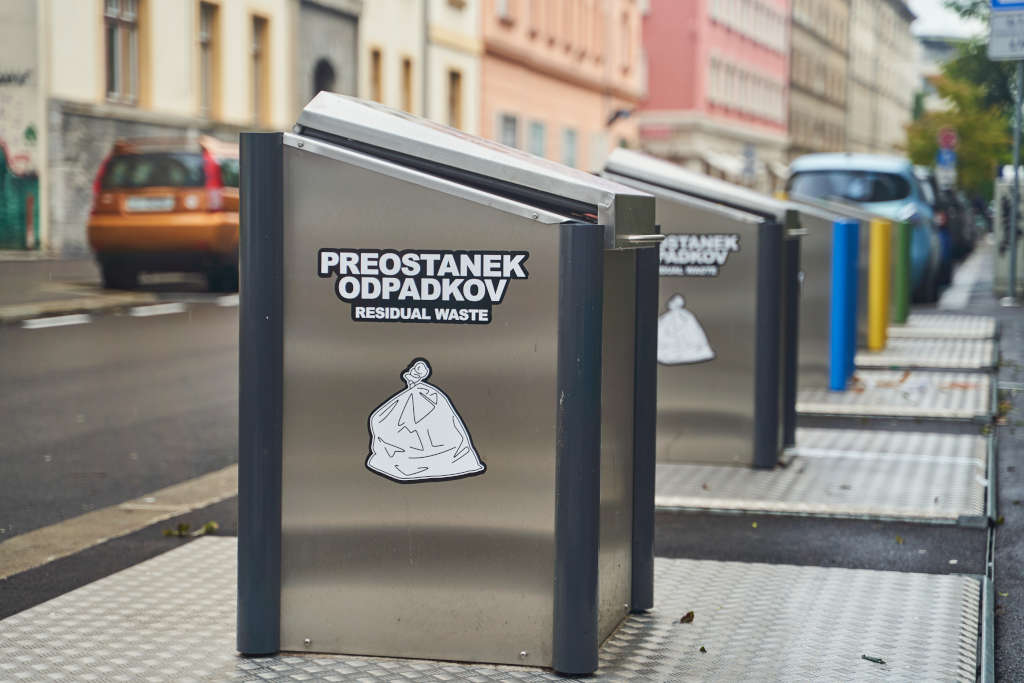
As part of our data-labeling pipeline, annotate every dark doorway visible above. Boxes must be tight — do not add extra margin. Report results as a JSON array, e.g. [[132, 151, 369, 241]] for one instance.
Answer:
[[313, 58, 336, 96]]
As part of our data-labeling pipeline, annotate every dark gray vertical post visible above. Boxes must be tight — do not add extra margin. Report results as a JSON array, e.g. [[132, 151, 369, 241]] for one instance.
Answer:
[[237, 132, 284, 656], [552, 222, 604, 676], [753, 221, 783, 469], [630, 246, 657, 612], [781, 224, 801, 449]]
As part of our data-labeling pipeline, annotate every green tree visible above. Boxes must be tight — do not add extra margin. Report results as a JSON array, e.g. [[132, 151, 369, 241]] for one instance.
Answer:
[[906, 76, 1010, 198], [944, 41, 1016, 115], [945, 0, 989, 20], [942, 2, 1015, 115]]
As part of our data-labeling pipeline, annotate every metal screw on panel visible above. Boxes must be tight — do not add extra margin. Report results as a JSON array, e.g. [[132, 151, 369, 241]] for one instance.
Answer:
[[519, 651, 528, 659], [530, 213, 538, 220], [297, 141, 304, 148], [303, 638, 312, 648]]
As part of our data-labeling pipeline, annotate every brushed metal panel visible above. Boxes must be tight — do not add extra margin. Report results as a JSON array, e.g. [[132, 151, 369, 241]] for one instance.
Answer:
[[653, 197, 762, 466], [793, 210, 834, 389], [279, 145, 562, 666], [597, 250, 635, 641]]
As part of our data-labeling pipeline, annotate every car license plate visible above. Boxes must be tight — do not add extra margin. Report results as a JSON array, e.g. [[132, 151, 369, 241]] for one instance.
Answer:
[[125, 196, 175, 212]]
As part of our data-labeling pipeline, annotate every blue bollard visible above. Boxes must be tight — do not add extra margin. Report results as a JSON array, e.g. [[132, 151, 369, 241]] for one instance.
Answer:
[[829, 219, 860, 391], [845, 221, 859, 383]]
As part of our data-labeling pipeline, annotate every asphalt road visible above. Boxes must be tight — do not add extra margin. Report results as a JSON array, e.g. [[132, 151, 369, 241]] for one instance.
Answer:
[[0, 297, 238, 540]]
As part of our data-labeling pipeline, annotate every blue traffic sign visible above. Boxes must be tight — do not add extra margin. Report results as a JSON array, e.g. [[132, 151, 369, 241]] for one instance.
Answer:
[[993, 0, 1024, 10], [936, 149, 957, 167]]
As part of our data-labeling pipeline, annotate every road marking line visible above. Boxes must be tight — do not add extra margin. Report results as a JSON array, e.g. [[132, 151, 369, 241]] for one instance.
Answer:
[[129, 302, 188, 317], [21, 313, 92, 329], [0, 464, 238, 581], [216, 294, 239, 307]]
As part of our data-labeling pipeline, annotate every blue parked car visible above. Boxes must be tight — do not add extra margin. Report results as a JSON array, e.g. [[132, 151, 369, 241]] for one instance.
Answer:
[[786, 154, 944, 302]]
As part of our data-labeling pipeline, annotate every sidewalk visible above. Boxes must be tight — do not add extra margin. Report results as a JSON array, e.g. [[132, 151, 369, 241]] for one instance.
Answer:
[[0, 257, 219, 323], [0, 242, 1016, 681]]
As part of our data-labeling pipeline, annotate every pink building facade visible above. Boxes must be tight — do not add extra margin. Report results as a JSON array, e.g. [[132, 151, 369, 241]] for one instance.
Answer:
[[479, 0, 646, 172], [638, 0, 790, 192]]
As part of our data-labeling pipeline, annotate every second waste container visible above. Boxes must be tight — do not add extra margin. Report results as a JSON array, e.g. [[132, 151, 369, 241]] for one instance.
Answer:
[[602, 148, 799, 467]]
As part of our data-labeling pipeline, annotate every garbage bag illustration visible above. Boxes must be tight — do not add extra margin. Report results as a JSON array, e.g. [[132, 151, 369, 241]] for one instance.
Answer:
[[366, 358, 485, 483], [657, 295, 716, 365]]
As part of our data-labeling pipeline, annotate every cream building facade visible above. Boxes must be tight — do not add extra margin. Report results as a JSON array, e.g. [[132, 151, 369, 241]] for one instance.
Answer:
[[847, 0, 917, 154], [358, 0, 425, 115], [1, 0, 360, 254], [425, 0, 481, 134], [788, 0, 848, 159]]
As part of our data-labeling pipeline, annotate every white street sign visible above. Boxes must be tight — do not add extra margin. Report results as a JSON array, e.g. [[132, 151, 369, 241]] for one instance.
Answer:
[[936, 165, 957, 191], [990, 9, 1024, 60]]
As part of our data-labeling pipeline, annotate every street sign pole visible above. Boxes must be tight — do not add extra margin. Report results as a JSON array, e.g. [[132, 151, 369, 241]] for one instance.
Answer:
[[989, 0, 1024, 304], [1007, 60, 1022, 306]]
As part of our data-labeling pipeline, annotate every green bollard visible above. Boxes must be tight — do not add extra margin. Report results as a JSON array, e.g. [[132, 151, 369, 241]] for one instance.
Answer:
[[892, 220, 911, 324]]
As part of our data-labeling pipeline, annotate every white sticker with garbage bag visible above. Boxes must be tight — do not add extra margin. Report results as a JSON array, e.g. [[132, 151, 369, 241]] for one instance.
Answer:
[[657, 295, 716, 365], [365, 358, 486, 483]]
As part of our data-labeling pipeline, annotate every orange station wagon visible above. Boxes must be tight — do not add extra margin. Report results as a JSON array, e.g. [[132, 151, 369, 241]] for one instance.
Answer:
[[87, 136, 240, 291]]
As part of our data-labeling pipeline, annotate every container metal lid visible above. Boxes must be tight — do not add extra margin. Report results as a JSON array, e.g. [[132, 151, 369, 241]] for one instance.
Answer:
[[604, 148, 788, 222], [295, 93, 654, 242]]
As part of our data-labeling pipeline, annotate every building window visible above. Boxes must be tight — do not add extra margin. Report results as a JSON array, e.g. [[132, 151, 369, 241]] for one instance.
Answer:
[[401, 57, 413, 112], [251, 16, 268, 125], [528, 121, 546, 157], [620, 10, 632, 73], [528, 0, 542, 35], [198, 1, 218, 117], [370, 48, 383, 102], [105, 0, 140, 103], [499, 113, 519, 148], [447, 69, 463, 128], [497, 0, 514, 23], [313, 58, 336, 95], [562, 128, 578, 167]]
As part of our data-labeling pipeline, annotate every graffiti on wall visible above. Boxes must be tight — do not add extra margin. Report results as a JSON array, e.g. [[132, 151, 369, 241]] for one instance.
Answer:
[[0, 0, 41, 250], [0, 71, 40, 250]]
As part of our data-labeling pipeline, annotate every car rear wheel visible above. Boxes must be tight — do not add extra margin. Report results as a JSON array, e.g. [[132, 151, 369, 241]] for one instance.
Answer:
[[100, 263, 137, 290], [207, 265, 238, 293]]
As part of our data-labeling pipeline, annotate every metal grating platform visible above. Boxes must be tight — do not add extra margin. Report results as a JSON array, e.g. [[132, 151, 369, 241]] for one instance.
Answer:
[[0, 537, 981, 682], [888, 313, 997, 340], [797, 370, 993, 420], [855, 338, 997, 371], [655, 428, 988, 522]]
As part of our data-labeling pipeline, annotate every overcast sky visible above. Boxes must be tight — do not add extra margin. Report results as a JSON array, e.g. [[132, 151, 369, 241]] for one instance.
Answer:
[[906, 0, 987, 38]]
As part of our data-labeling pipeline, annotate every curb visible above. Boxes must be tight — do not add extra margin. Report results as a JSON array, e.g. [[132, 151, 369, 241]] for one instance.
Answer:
[[0, 250, 64, 262], [0, 292, 159, 324]]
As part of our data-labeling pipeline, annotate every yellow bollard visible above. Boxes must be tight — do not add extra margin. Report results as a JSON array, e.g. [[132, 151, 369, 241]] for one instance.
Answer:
[[867, 218, 892, 351]]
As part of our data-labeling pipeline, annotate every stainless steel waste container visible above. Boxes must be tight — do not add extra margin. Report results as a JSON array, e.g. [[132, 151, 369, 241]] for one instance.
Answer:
[[602, 149, 799, 468], [236, 94, 662, 676]]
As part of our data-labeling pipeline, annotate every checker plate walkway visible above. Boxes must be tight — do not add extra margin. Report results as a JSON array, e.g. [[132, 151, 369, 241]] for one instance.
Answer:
[[0, 537, 981, 682], [855, 338, 997, 371], [797, 370, 992, 420], [888, 313, 997, 340], [655, 428, 988, 522]]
